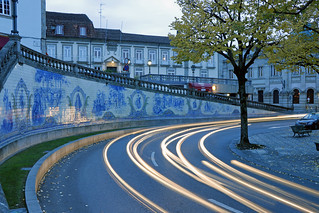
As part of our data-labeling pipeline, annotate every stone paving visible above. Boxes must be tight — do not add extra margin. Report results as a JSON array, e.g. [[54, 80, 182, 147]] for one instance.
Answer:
[[230, 127, 319, 184]]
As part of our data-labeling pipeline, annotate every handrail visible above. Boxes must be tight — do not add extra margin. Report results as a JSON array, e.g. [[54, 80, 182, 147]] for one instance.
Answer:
[[140, 74, 252, 86], [0, 40, 17, 73], [19, 44, 293, 112]]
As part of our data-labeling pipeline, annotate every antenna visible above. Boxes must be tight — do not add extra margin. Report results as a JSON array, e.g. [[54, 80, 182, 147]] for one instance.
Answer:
[[99, 3, 105, 28]]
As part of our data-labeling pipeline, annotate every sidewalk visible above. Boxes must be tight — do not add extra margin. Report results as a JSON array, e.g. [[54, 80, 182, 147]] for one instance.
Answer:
[[230, 127, 319, 183]]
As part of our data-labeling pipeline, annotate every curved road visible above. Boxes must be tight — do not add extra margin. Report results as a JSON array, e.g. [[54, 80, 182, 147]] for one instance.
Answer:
[[38, 118, 319, 212]]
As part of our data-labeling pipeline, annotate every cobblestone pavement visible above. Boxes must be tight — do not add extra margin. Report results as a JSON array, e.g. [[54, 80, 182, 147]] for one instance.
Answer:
[[230, 127, 319, 184]]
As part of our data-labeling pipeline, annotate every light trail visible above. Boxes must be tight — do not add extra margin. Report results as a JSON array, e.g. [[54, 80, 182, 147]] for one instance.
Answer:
[[102, 116, 318, 212], [126, 127, 230, 212], [103, 130, 168, 213], [231, 160, 319, 197], [199, 126, 319, 212], [174, 126, 269, 213]]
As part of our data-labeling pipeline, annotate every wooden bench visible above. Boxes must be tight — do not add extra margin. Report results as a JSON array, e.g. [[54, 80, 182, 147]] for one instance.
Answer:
[[290, 125, 312, 137]]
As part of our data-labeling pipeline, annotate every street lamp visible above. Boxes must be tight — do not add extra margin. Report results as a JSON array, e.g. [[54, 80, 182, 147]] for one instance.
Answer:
[[191, 65, 196, 83], [147, 60, 152, 74]]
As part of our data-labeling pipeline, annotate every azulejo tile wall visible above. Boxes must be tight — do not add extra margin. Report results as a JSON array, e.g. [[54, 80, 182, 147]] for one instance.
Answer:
[[0, 64, 273, 143]]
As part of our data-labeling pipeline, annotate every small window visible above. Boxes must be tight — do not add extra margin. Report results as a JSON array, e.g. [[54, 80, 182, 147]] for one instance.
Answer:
[[258, 90, 264, 103], [135, 49, 143, 64], [79, 27, 87, 36], [78, 46, 88, 62], [161, 50, 169, 65], [200, 69, 208, 78], [167, 68, 176, 75], [55, 25, 64, 35], [273, 90, 279, 104], [135, 68, 143, 77], [247, 68, 253, 79], [229, 70, 234, 79], [307, 89, 314, 104], [293, 89, 300, 104], [148, 50, 157, 64], [258, 66, 263, 77], [0, 0, 10, 16], [93, 47, 102, 62], [47, 44, 56, 58], [122, 48, 130, 63], [63, 45, 72, 61]]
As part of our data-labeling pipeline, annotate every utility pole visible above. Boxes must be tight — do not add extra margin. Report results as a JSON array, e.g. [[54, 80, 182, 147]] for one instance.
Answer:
[[99, 3, 105, 28]]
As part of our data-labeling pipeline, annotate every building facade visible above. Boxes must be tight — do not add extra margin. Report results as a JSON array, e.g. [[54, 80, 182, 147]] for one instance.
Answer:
[[220, 56, 318, 112], [0, 0, 46, 52], [45, 12, 219, 79]]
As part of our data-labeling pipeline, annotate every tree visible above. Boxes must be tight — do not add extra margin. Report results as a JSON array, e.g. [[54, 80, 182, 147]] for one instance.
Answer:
[[169, 0, 296, 149], [264, 0, 319, 73]]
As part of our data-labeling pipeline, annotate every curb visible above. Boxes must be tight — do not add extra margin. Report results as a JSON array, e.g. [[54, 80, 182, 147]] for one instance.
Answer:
[[25, 128, 139, 213]]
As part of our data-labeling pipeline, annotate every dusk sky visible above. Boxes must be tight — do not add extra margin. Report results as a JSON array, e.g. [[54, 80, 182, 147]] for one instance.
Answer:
[[46, 0, 182, 36]]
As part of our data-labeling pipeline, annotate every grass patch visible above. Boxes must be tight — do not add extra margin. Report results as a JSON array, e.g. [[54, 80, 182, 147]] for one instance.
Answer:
[[0, 129, 119, 209]]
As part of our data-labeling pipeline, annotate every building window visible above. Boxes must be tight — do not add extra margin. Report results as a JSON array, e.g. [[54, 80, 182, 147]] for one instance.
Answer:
[[161, 50, 169, 65], [293, 89, 300, 104], [247, 68, 253, 79], [122, 48, 130, 63], [258, 90, 264, 103], [0, 0, 10, 15], [307, 89, 314, 104], [273, 90, 279, 104], [200, 69, 208, 78], [93, 47, 102, 62], [258, 66, 263, 77], [207, 56, 215, 67], [78, 46, 88, 62], [135, 67, 143, 77], [148, 49, 157, 64], [167, 68, 175, 75], [293, 67, 301, 75], [270, 65, 281, 76], [47, 44, 56, 58], [306, 67, 315, 75], [229, 70, 234, 79], [79, 27, 87, 36], [55, 25, 64, 35], [172, 51, 181, 65], [135, 49, 143, 64], [94, 66, 101, 71], [63, 45, 72, 61]]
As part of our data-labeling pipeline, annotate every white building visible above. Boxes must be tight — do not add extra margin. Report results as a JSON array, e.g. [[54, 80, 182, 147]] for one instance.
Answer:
[[45, 11, 219, 79], [220, 56, 318, 112], [0, 0, 46, 52]]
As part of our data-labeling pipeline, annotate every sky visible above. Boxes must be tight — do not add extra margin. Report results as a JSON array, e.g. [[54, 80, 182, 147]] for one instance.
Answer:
[[46, 0, 182, 36]]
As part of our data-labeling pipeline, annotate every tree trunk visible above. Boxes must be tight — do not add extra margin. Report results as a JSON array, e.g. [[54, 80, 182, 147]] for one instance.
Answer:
[[237, 75, 251, 148]]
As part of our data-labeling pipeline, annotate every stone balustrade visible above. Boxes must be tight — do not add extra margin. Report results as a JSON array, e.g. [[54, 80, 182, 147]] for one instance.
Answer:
[[18, 44, 292, 113]]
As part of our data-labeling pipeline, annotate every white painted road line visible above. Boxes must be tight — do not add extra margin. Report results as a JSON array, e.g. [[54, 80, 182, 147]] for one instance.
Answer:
[[151, 152, 158, 167], [208, 199, 243, 213], [269, 127, 283, 129]]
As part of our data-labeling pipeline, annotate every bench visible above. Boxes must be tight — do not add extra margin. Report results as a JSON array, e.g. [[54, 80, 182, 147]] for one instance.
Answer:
[[290, 125, 312, 137]]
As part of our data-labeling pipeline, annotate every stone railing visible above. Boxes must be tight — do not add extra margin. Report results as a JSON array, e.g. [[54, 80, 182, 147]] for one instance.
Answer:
[[19, 44, 292, 113], [140, 74, 252, 86], [0, 39, 18, 91]]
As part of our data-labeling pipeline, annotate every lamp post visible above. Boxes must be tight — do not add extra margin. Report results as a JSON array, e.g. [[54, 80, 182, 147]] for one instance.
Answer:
[[147, 60, 152, 74], [191, 65, 195, 83]]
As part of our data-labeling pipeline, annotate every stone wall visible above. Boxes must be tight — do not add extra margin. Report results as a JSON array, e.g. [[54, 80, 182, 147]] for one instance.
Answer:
[[0, 63, 276, 161]]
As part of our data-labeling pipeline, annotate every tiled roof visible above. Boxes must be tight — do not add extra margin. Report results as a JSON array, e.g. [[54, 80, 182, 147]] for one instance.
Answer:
[[46, 11, 95, 38], [95, 28, 170, 44], [46, 12, 170, 45]]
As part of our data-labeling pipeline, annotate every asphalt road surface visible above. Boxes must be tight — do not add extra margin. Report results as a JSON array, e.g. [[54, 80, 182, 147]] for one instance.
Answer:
[[38, 117, 319, 212]]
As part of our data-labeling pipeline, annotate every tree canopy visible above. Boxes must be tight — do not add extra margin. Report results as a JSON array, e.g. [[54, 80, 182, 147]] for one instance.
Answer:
[[169, 0, 315, 148], [264, 0, 319, 73]]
